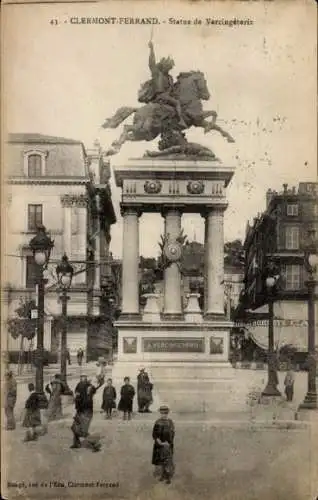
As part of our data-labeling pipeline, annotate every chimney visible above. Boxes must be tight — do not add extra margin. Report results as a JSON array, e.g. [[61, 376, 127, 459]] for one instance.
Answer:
[[283, 183, 288, 193], [266, 189, 273, 208]]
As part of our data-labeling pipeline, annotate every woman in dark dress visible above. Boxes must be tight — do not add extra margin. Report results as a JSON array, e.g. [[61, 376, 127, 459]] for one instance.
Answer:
[[102, 378, 117, 419], [118, 377, 135, 420], [152, 405, 175, 484], [22, 383, 41, 442]]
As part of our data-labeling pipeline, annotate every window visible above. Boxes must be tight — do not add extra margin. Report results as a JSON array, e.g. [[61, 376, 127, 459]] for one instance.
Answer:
[[285, 226, 299, 250], [313, 204, 318, 217], [28, 204, 43, 231], [283, 264, 300, 290], [26, 256, 39, 288], [28, 154, 42, 177], [287, 204, 298, 216]]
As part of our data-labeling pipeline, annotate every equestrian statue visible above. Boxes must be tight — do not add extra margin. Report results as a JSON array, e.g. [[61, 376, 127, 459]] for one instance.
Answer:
[[102, 40, 234, 158]]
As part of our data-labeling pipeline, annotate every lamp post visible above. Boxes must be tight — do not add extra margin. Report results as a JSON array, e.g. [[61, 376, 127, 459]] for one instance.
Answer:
[[29, 225, 54, 407], [262, 275, 281, 397], [56, 253, 74, 391], [299, 250, 318, 410]]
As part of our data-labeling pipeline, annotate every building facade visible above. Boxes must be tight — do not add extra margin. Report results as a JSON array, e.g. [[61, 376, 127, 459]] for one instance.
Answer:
[[3, 134, 116, 360], [237, 182, 318, 351]]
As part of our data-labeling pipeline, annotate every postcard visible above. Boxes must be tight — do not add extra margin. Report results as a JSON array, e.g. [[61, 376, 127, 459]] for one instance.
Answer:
[[1, 1, 317, 499]]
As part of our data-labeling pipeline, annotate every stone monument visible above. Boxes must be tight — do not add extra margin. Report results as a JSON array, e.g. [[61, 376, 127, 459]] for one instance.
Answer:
[[102, 41, 236, 407]]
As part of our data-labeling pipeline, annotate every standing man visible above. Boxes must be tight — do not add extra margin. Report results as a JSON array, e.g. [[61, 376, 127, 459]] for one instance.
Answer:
[[284, 363, 295, 402], [4, 370, 17, 430], [137, 367, 153, 413], [66, 348, 71, 365], [77, 347, 84, 367], [152, 405, 175, 484], [70, 375, 103, 451]]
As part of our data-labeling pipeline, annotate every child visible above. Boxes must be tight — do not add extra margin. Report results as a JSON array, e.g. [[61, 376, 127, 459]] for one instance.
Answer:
[[102, 378, 117, 419], [22, 383, 41, 442], [118, 377, 135, 420], [152, 405, 175, 484]]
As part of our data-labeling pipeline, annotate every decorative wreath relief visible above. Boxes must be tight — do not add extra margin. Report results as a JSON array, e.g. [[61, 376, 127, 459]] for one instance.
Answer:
[[187, 180, 204, 195], [164, 242, 182, 262], [158, 229, 187, 269], [144, 180, 162, 194]]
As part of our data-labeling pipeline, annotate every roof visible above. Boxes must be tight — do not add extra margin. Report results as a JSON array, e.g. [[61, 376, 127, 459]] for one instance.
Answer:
[[7, 135, 88, 179], [8, 133, 83, 145]]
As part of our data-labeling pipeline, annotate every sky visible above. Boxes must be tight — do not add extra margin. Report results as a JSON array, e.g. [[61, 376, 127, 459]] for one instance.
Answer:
[[3, 0, 317, 258]]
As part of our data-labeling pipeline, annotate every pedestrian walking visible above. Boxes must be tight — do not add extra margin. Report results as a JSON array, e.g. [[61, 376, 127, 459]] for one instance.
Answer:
[[284, 364, 295, 402], [152, 405, 175, 484], [4, 370, 17, 430], [118, 377, 135, 420], [101, 378, 117, 419], [22, 383, 41, 442], [45, 374, 65, 421], [77, 348, 84, 367], [70, 375, 103, 452]]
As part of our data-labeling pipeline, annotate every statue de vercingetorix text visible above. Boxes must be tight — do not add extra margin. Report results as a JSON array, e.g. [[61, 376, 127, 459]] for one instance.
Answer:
[[102, 41, 234, 158]]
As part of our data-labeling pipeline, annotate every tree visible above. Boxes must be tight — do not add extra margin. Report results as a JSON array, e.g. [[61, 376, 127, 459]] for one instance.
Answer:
[[7, 298, 37, 374], [224, 239, 245, 268]]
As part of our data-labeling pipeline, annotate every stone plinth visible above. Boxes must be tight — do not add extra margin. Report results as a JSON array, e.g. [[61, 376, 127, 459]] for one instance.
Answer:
[[142, 293, 161, 322], [112, 319, 233, 382], [112, 157, 235, 387], [184, 293, 203, 323]]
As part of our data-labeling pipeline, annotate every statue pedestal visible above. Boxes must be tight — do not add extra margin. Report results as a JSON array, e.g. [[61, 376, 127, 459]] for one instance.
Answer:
[[142, 293, 161, 322], [112, 157, 236, 411], [184, 293, 203, 323]]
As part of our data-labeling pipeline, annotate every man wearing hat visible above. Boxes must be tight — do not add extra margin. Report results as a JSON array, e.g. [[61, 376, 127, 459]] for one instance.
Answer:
[[137, 367, 153, 413], [151, 404, 175, 484]]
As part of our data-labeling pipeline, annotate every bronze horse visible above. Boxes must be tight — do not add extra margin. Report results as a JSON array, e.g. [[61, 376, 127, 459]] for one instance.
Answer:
[[102, 71, 234, 155]]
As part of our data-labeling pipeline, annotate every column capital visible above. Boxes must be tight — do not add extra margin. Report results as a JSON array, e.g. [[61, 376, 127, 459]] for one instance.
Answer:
[[120, 205, 143, 218], [160, 205, 184, 218], [200, 204, 227, 219]]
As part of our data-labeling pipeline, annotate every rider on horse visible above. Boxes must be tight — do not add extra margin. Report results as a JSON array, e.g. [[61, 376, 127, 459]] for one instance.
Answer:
[[138, 41, 187, 129]]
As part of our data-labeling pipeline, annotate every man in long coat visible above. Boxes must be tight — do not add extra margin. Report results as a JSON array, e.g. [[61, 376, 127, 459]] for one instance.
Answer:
[[137, 367, 153, 413], [152, 405, 175, 484], [70, 375, 102, 451]]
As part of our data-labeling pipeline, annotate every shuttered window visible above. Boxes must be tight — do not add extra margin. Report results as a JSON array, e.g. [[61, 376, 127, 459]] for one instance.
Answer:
[[285, 226, 299, 250]]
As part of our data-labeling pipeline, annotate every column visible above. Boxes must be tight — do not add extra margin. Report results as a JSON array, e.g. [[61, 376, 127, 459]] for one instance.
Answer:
[[121, 207, 140, 317], [162, 209, 183, 318], [61, 197, 72, 256], [203, 207, 225, 318]]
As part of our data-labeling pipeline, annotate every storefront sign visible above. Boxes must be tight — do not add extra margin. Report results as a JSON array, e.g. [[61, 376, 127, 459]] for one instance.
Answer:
[[143, 337, 204, 353]]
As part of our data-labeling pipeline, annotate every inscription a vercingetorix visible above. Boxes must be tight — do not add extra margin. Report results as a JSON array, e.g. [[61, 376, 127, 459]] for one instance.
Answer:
[[143, 338, 205, 353]]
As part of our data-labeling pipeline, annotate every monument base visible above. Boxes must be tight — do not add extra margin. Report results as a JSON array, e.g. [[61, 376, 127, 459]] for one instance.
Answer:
[[112, 319, 236, 414]]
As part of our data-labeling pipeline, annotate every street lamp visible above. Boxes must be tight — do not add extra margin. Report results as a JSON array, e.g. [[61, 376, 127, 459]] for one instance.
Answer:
[[299, 246, 318, 410], [29, 225, 54, 407], [262, 274, 281, 397], [56, 253, 74, 391]]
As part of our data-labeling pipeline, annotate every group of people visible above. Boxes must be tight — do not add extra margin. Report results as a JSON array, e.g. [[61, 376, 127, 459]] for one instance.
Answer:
[[69, 370, 175, 483]]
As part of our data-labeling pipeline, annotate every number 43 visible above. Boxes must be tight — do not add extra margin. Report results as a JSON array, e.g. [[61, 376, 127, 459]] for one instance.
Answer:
[[50, 19, 58, 25]]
